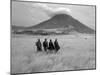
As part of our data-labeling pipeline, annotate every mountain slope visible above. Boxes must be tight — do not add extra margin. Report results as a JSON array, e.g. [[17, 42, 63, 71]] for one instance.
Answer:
[[28, 14, 95, 34]]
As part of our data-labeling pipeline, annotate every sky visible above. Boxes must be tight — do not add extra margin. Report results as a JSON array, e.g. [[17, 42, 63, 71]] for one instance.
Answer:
[[12, 1, 95, 29]]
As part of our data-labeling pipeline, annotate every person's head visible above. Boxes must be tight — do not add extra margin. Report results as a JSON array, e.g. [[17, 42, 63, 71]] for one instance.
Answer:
[[55, 38, 57, 41], [50, 39, 52, 42], [38, 39, 40, 42], [45, 38, 47, 41]]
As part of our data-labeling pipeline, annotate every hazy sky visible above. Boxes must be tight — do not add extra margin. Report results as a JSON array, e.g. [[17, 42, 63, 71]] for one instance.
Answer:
[[12, 1, 95, 29]]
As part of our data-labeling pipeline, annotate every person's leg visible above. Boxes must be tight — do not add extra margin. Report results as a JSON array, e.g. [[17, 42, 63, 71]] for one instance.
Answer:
[[43, 47, 45, 51], [45, 48, 47, 52], [38, 47, 42, 51], [37, 47, 39, 52]]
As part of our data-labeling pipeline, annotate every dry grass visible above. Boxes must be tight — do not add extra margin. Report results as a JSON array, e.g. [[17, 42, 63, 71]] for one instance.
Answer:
[[11, 34, 95, 74]]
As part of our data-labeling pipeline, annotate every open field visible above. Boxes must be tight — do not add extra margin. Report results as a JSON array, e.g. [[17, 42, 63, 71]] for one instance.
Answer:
[[11, 34, 95, 74]]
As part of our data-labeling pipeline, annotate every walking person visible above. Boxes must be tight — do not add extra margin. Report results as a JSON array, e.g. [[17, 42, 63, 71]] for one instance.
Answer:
[[48, 39, 55, 51], [43, 38, 48, 52], [35, 39, 42, 52], [54, 38, 60, 52]]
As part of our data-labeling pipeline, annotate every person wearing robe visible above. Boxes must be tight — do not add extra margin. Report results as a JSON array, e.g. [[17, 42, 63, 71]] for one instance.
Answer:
[[48, 39, 55, 51], [43, 38, 48, 52], [54, 39, 60, 52], [35, 39, 42, 52]]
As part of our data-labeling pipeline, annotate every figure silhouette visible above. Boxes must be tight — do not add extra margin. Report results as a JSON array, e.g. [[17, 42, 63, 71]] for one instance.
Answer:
[[54, 38, 60, 52], [43, 38, 48, 52], [48, 39, 55, 51], [35, 39, 42, 52]]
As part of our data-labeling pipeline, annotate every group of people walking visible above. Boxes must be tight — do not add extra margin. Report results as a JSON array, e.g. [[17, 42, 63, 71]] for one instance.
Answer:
[[35, 38, 60, 53]]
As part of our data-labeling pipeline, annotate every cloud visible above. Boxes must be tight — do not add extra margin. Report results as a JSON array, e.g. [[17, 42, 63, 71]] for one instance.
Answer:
[[32, 3, 71, 17]]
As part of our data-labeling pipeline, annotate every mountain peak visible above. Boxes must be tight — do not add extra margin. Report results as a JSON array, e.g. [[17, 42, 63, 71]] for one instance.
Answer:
[[52, 14, 70, 19], [27, 13, 95, 34]]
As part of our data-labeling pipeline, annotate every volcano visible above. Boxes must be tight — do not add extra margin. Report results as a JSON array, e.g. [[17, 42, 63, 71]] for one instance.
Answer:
[[28, 14, 95, 34]]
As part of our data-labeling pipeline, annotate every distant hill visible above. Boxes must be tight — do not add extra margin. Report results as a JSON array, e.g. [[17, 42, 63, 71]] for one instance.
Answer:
[[12, 25, 27, 30], [27, 14, 95, 34]]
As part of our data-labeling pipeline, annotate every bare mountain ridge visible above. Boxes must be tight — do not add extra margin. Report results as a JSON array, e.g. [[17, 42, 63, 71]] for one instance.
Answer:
[[28, 14, 95, 34], [12, 14, 95, 34]]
